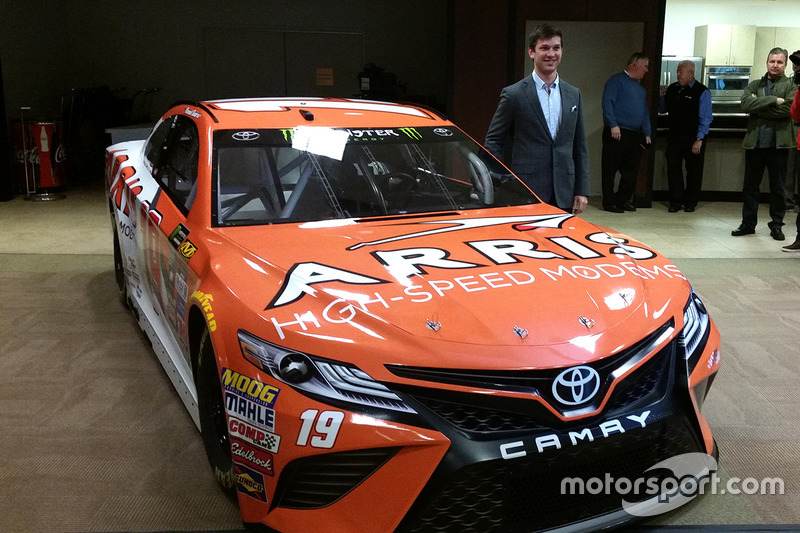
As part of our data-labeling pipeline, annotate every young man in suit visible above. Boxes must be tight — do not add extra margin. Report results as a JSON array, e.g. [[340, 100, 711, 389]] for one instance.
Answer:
[[484, 23, 590, 214]]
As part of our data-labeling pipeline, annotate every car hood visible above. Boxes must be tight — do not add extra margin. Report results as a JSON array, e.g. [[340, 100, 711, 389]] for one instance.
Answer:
[[214, 206, 689, 367]]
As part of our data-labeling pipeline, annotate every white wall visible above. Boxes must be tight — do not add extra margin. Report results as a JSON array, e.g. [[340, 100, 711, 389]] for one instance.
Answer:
[[663, 0, 800, 56]]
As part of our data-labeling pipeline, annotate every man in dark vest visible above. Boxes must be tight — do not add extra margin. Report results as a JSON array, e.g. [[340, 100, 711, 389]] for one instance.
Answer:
[[658, 60, 712, 212]]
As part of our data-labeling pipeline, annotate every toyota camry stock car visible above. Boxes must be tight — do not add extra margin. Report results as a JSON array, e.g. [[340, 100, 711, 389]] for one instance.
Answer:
[[106, 97, 720, 532]]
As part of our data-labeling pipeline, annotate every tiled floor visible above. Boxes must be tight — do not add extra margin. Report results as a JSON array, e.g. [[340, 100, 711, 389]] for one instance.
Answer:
[[2, 185, 800, 531]]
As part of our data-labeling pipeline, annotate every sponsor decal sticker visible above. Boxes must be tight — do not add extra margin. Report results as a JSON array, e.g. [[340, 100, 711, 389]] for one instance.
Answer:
[[231, 437, 274, 475], [228, 415, 281, 453], [168, 223, 190, 249], [225, 391, 275, 431], [221, 368, 279, 408], [235, 463, 268, 502], [178, 239, 197, 262], [184, 107, 201, 119], [193, 291, 217, 332], [398, 127, 423, 140]]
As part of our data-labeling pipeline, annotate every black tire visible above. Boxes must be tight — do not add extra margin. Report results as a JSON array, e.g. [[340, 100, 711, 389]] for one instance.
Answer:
[[197, 328, 236, 494], [111, 219, 130, 308]]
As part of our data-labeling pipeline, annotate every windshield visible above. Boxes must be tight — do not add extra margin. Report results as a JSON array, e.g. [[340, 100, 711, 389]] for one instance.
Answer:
[[212, 125, 537, 226]]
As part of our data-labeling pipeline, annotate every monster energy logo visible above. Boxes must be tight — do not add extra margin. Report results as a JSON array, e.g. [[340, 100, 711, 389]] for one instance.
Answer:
[[280, 128, 295, 143], [398, 127, 423, 140]]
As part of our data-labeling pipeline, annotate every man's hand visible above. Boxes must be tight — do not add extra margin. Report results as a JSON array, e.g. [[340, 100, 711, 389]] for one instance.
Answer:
[[610, 126, 621, 140], [692, 139, 702, 155], [572, 195, 588, 215], [777, 97, 785, 105]]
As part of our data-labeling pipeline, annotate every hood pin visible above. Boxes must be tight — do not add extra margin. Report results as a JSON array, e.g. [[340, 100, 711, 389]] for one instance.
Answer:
[[426, 319, 441, 332], [513, 325, 528, 339], [579, 316, 596, 330]]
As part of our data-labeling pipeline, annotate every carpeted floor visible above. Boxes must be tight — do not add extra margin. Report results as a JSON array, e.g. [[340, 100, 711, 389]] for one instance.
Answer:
[[1, 187, 799, 531]]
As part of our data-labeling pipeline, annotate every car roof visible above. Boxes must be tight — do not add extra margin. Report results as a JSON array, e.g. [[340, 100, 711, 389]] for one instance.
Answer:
[[184, 97, 449, 129]]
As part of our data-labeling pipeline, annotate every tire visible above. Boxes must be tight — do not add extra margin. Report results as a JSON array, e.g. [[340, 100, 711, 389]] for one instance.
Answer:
[[197, 328, 236, 494], [111, 219, 130, 308]]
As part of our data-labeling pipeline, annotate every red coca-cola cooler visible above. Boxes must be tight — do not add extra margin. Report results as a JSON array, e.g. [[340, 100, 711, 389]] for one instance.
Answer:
[[13, 120, 68, 200]]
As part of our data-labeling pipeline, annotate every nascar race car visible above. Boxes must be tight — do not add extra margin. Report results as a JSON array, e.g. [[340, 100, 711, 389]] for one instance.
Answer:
[[106, 97, 720, 532]]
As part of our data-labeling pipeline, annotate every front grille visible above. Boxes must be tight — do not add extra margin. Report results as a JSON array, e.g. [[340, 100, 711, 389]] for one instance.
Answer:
[[402, 343, 674, 438], [272, 447, 400, 509], [386, 320, 675, 418], [604, 344, 672, 413], [411, 395, 552, 434], [399, 417, 702, 532]]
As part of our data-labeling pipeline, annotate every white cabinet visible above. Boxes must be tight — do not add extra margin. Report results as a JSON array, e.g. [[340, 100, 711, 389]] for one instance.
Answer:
[[694, 24, 756, 66], [754, 26, 800, 72]]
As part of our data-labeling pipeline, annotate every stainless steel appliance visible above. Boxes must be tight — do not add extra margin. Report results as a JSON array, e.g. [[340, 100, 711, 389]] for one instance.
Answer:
[[660, 56, 704, 87], [704, 65, 751, 101]]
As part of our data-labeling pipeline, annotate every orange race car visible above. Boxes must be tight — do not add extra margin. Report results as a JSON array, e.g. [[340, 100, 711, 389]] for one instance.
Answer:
[[106, 98, 721, 532]]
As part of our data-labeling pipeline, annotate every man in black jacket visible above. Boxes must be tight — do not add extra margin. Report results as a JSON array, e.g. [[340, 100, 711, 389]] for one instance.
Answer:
[[658, 60, 712, 212]]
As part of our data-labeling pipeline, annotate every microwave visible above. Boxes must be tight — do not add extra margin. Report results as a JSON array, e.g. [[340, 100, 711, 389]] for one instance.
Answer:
[[705, 66, 751, 101]]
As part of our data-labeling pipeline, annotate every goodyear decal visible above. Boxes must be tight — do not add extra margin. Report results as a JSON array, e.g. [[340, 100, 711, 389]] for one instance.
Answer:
[[221, 368, 279, 408], [178, 239, 197, 262], [231, 437, 274, 475], [235, 463, 267, 502], [228, 415, 280, 453], [193, 291, 216, 332]]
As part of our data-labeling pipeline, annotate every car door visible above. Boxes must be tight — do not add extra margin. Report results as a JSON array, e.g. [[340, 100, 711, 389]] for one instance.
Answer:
[[141, 114, 201, 359]]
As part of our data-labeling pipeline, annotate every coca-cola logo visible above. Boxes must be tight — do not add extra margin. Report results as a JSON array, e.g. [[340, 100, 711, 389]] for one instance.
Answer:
[[55, 145, 67, 163]]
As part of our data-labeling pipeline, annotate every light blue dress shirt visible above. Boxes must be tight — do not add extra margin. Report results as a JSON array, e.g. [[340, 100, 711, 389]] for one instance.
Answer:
[[533, 71, 561, 140]]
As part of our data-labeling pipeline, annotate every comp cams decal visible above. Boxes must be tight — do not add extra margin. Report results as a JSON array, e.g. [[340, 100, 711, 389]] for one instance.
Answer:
[[228, 415, 281, 453]]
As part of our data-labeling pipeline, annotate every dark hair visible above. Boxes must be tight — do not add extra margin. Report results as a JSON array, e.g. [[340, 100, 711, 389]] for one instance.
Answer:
[[626, 52, 648, 66], [767, 47, 788, 63], [528, 23, 563, 49]]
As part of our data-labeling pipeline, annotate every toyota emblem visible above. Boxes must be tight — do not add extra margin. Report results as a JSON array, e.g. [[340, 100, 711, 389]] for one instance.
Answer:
[[552, 365, 600, 406], [232, 131, 260, 141]]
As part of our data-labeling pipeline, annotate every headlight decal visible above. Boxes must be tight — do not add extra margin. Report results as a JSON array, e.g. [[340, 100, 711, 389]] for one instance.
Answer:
[[238, 330, 416, 413], [682, 290, 710, 373]]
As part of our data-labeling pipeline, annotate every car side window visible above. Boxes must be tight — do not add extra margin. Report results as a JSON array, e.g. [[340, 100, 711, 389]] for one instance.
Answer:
[[145, 115, 200, 213]]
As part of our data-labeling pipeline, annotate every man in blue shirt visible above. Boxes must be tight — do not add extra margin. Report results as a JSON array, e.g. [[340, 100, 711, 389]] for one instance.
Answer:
[[601, 53, 652, 213], [659, 60, 712, 212]]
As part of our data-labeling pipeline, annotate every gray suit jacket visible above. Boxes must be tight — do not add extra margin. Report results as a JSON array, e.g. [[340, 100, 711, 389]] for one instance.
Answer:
[[485, 75, 590, 210]]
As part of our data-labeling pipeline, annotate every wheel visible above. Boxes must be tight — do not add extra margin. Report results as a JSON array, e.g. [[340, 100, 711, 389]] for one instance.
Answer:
[[197, 328, 236, 494], [111, 218, 130, 308]]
